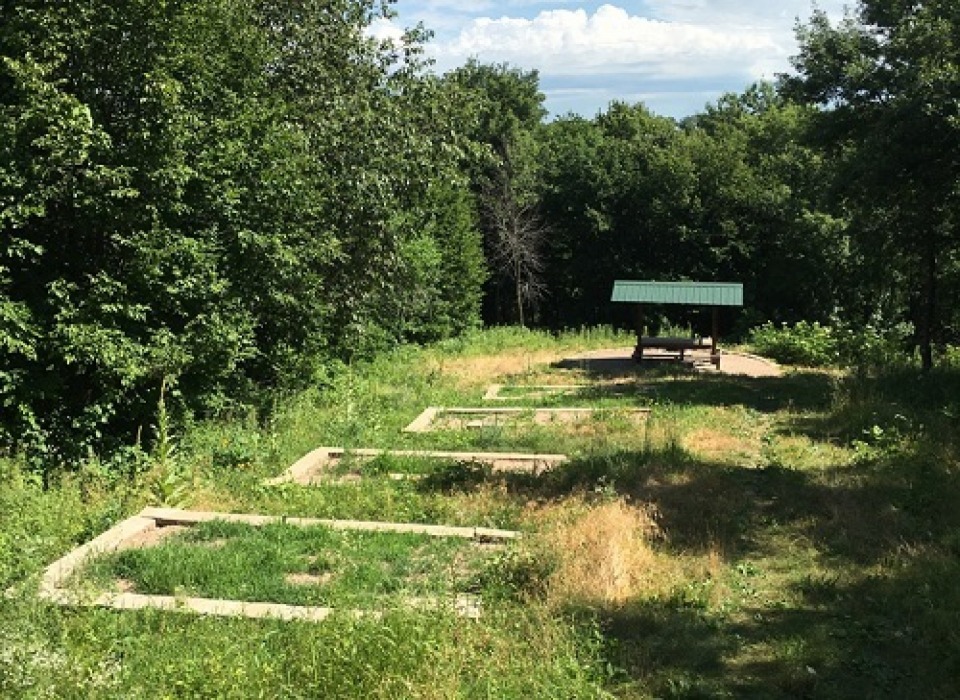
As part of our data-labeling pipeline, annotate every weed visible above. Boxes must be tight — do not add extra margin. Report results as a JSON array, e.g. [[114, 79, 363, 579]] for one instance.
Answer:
[[6, 328, 960, 698]]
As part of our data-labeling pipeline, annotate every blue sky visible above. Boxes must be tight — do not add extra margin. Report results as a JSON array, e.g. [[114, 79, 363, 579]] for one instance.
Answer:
[[373, 1, 849, 119]]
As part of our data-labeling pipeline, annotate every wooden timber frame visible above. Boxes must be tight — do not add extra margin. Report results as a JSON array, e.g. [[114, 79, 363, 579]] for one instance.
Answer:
[[611, 281, 744, 368]]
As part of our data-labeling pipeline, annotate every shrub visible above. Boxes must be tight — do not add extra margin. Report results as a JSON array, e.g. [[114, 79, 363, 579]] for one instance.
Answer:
[[834, 319, 914, 372], [747, 321, 838, 366]]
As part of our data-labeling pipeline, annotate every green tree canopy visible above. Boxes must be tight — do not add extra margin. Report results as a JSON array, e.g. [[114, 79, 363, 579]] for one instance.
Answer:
[[784, 1, 960, 369], [0, 0, 484, 469]]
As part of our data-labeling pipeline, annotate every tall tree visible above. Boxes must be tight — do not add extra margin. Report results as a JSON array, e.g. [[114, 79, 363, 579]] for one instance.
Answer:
[[784, 1, 960, 370], [444, 61, 547, 324], [537, 103, 698, 328], [0, 0, 486, 468], [687, 84, 843, 326]]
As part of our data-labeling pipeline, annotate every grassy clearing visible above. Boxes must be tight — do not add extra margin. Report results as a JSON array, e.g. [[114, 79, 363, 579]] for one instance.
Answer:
[[4, 327, 960, 697], [78, 520, 501, 608]]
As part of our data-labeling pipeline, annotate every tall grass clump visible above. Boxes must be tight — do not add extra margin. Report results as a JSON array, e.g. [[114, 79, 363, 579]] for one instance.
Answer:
[[0, 459, 132, 590], [431, 325, 631, 359], [544, 499, 663, 607], [487, 499, 665, 608]]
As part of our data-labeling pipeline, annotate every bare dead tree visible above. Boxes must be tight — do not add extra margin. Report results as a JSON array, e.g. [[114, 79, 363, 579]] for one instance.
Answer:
[[482, 178, 548, 326]]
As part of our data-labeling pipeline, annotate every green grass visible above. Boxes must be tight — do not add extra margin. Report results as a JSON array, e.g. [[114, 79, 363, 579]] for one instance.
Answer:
[[4, 326, 960, 698], [79, 521, 500, 608]]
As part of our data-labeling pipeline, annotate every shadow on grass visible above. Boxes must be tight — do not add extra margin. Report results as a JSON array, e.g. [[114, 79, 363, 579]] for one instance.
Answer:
[[418, 444, 960, 695], [785, 367, 960, 444], [592, 529, 960, 698], [547, 444, 960, 697], [415, 443, 957, 562], [595, 558, 960, 699], [415, 367, 960, 696], [641, 373, 835, 413], [551, 361, 835, 413]]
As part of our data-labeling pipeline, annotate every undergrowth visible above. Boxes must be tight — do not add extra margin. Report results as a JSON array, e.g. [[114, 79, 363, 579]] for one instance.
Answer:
[[4, 326, 960, 698]]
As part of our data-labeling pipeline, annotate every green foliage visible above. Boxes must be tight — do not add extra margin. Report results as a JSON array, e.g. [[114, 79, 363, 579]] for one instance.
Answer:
[[833, 318, 915, 372], [444, 61, 548, 325], [4, 329, 960, 697], [785, 1, 960, 370], [0, 0, 487, 470], [536, 89, 841, 332], [749, 319, 916, 369], [476, 546, 555, 601], [748, 321, 839, 366], [0, 459, 130, 590]]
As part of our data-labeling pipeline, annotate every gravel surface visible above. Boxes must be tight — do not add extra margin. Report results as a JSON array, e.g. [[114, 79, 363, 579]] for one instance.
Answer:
[[562, 346, 782, 378]]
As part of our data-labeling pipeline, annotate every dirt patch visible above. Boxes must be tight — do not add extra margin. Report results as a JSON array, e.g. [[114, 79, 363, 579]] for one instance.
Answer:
[[285, 572, 334, 586], [559, 347, 782, 379], [118, 524, 188, 550], [114, 578, 137, 593], [439, 415, 514, 430]]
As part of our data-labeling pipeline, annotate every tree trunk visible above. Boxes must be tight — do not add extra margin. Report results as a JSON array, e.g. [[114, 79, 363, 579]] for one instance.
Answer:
[[918, 238, 936, 372], [515, 263, 525, 327]]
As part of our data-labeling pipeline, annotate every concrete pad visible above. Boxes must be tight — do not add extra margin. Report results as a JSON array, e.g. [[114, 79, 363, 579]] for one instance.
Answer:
[[403, 406, 651, 433], [39, 516, 156, 598], [142, 507, 520, 540], [91, 591, 482, 621], [266, 446, 569, 486], [95, 592, 343, 622], [403, 406, 441, 432], [483, 384, 589, 400], [36, 508, 517, 623]]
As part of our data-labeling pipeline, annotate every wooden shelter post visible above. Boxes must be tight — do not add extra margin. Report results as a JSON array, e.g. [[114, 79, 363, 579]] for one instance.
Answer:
[[711, 308, 720, 368], [633, 304, 644, 361], [711, 308, 719, 354]]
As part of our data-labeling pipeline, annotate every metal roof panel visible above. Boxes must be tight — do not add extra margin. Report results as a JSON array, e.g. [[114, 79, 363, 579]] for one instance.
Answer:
[[611, 280, 743, 306]]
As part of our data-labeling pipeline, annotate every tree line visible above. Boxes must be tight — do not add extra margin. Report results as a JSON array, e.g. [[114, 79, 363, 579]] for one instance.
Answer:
[[1, 0, 957, 468]]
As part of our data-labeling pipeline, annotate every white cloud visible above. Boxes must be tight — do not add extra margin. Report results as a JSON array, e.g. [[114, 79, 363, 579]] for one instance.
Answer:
[[641, 0, 848, 25], [388, 1, 855, 116], [367, 17, 407, 43], [431, 4, 784, 79]]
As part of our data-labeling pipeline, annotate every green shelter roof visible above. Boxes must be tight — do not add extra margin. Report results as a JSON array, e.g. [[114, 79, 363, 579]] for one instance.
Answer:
[[611, 280, 743, 306]]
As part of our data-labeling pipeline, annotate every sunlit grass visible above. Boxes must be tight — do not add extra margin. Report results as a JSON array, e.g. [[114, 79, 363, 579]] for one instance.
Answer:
[[5, 327, 960, 698], [78, 520, 502, 608]]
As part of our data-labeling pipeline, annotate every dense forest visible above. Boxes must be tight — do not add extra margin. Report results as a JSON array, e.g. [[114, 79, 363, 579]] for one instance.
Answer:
[[2, 0, 958, 470]]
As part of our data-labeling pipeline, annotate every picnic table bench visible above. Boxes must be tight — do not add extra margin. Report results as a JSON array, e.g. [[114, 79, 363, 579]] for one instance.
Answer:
[[631, 336, 721, 367]]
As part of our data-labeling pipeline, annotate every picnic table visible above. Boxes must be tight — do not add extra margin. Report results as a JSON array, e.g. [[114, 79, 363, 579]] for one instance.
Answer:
[[631, 336, 721, 367]]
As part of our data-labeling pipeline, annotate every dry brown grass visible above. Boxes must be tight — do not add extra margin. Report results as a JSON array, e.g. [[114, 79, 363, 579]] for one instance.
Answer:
[[284, 572, 334, 586], [684, 428, 759, 464], [430, 350, 568, 389], [538, 498, 667, 606]]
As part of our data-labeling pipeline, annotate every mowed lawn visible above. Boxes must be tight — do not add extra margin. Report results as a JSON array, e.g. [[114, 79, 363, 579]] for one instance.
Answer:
[[3, 328, 960, 698]]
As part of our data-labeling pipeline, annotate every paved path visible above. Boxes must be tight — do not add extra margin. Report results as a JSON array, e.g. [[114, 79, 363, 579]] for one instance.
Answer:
[[562, 347, 782, 378]]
